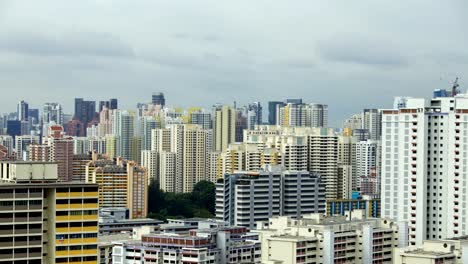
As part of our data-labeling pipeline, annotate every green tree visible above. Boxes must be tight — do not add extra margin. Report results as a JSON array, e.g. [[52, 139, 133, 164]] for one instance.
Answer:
[[191, 180, 216, 214]]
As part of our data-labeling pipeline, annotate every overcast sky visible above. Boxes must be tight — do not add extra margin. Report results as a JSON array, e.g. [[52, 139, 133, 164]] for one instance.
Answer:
[[0, 0, 467, 125]]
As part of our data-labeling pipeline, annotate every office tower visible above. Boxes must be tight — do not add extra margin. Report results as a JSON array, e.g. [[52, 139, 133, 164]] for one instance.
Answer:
[[362, 109, 382, 140], [113, 110, 134, 160], [87, 158, 147, 219], [42, 103, 64, 125], [152, 124, 212, 193], [355, 140, 380, 195], [188, 108, 212, 129], [246, 102, 262, 129], [17, 100, 29, 121], [234, 109, 247, 142], [381, 95, 468, 246], [113, 224, 261, 264], [0, 135, 14, 156], [74, 98, 96, 136], [286, 98, 303, 104], [277, 103, 328, 127], [216, 165, 325, 228], [152, 92, 165, 106], [98, 98, 118, 112], [395, 238, 468, 264], [268, 101, 285, 125], [7, 120, 21, 139], [213, 105, 236, 152], [433, 89, 451, 98], [0, 161, 99, 264], [15, 135, 39, 160], [28, 108, 39, 124], [256, 211, 406, 264]]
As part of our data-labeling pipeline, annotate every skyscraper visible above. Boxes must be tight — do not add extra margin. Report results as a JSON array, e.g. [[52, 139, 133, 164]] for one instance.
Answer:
[[276, 103, 328, 127], [17, 100, 29, 121], [152, 92, 165, 106], [98, 98, 118, 112], [28, 108, 39, 124], [213, 105, 235, 152], [381, 95, 468, 246], [74, 98, 96, 136], [268, 101, 285, 125], [42, 103, 64, 125], [247, 102, 262, 129], [113, 110, 135, 160]]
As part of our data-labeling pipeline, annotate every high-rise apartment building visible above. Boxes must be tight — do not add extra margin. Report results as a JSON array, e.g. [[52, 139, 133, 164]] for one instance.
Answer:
[[0, 161, 99, 264], [381, 95, 468, 246], [277, 103, 328, 127], [362, 109, 382, 140], [17, 100, 29, 121], [0, 135, 14, 156], [355, 140, 380, 195], [216, 165, 326, 228], [87, 158, 147, 219], [15, 135, 39, 160], [113, 110, 135, 160], [152, 92, 165, 106], [213, 105, 236, 152], [188, 108, 212, 129], [151, 124, 212, 193]]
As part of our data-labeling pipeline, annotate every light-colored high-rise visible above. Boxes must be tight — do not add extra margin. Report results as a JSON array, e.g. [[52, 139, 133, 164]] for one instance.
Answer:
[[87, 158, 147, 219], [276, 103, 328, 127], [113, 110, 134, 160], [150, 124, 212, 193], [15, 135, 39, 160], [213, 105, 235, 152], [381, 95, 468, 246]]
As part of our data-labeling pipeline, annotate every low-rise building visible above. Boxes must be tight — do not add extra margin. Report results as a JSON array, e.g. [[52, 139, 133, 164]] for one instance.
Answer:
[[255, 210, 408, 264], [394, 237, 468, 264]]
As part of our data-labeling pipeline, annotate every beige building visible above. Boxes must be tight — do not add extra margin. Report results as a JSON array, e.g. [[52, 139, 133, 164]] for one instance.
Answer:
[[213, 105, 236, 152], [255, 210, 407, 264], [86, 158, 148, 219], [394, 238, 468, 264], [0, 161, 99, 264]]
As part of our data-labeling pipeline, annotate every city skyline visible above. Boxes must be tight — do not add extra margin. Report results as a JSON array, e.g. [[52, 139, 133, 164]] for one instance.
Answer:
[[0, 1, 466, 124]]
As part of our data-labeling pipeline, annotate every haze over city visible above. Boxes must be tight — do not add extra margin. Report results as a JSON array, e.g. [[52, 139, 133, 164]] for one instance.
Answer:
[[0, 0, 467, 124]]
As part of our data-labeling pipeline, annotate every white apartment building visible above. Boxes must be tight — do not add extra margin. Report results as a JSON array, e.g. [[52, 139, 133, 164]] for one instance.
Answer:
[[394, 237, 468, 264], [255, 211, 407, 264], [381, 95, 468, 246], [216, 165, 325, 228], [150, 124, 212, 193], [276, 103, 328, 128]]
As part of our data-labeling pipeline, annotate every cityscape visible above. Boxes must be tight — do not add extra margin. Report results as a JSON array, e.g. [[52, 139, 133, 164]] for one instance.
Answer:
[[1, 1, 468, 264]]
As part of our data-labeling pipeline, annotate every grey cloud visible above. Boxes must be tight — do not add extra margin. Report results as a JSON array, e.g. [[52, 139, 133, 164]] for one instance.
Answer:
[[318, 36, 409, 68], [0, 31, 135, 58]]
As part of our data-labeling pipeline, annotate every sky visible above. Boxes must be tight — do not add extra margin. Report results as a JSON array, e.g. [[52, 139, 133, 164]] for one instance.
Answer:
[[0, 0, 467, 126]]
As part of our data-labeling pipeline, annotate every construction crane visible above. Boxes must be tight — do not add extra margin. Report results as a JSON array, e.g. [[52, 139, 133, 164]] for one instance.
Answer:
[[452, 77, 460, 96]]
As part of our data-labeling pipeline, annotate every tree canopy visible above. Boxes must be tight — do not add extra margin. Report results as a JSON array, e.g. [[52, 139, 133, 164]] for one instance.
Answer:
[[147, 179, 216, 221]]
